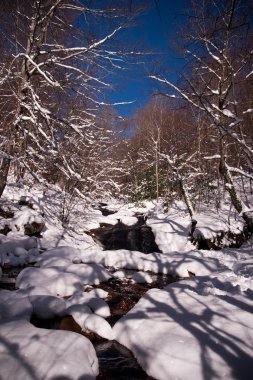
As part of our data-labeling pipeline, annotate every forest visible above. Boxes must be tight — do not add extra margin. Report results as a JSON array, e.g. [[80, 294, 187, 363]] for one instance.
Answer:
[[0, 1, 253, 380], [0, 0, 252, 222]]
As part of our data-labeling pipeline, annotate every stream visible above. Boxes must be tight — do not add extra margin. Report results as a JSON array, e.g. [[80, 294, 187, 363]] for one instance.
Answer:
[[2, 269, 175, 379], [30, 271, 175, 380], [0, 207, 177, 379], [95, 340, 153, 380], [93, 272, 176, 379]]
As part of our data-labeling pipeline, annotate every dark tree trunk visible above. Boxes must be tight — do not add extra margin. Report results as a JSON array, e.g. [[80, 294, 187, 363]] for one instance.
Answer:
[[219, 138, 253, 231], [0, 156, 11, 197]]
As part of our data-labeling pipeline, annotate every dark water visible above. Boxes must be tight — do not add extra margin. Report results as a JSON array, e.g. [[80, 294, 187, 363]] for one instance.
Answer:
[[31, 314, 155, 380], [89, 218, 161, 254], [30, 272, 176, 380], [1, 258, 175, 380], [95, 340, 154, 380], [91, 272, 175, 379]]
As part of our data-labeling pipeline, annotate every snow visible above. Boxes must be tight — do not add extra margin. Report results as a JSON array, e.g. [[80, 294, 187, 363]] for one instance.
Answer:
[[1, 176, 253, 379], [65, 292, 114, 340], [0, 290, 33, 320], [83, 313, 114, 340], [81, 248, 228, 278], [16, 267, 84, 297], [0, 237, 38, 266], [0, 319, 98, 380], [221, 108, 236, 118], [243, 108, 253, 114], [131, 271, 153, 283], [113, 283, 253, 380], [29, 294, 66, 319], [66, 291, 111, 318], [113, 269, 153, 283]]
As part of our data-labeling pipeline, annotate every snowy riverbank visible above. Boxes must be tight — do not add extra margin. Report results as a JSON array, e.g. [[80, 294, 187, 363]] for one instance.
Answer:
[[0, 178, 253, 379]]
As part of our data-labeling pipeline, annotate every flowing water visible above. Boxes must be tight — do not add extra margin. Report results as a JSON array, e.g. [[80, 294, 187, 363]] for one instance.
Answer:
[[1, 209, 177, 379], [30, 272, 176, 379], [1, 262, 177, 379], [95, 340, 154, 380]]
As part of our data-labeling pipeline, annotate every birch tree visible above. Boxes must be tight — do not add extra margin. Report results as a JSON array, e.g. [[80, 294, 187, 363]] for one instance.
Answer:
[[150, 0, 253, 228]]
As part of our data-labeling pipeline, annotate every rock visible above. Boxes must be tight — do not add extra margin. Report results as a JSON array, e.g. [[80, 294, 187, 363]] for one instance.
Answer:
[[90, 219, 162, 254], [0, 224, 11, 236], [24, 221, 45, 237], [0, 207, 14, 219]]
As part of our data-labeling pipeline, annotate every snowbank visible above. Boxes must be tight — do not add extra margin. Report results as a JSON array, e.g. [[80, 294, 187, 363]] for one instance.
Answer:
[[0, 319, 98, 380], [81, 248, 226, 277], [113, 282, 253, 380], [1, 176, 253, 380]]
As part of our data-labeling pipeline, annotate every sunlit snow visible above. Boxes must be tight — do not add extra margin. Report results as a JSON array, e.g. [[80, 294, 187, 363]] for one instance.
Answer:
[[0, 177, 253, 379]]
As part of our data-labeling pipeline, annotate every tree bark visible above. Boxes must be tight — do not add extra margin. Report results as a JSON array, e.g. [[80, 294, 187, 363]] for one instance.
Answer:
[[0, 156, 11, 197], [219, 138, 253, 231]]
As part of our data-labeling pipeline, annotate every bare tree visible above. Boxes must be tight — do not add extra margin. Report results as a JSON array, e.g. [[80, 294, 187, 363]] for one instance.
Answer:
[[150, 0, 253, 228], [0, 0, 140, 197]]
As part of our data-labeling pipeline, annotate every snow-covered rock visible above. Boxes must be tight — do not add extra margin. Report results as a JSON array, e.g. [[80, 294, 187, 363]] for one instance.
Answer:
[[131, 271, 153, 283], [16, 267, 83, 297], [9, 208, 44, 234], [0, 237, 38, 266], [65, 290, 113, 339], [65, 303, 92, 328], [29, 295, 66, 319], [0, 237, 37, 253], [64, 263, 112, 284], [0, 290, 32, 320], [88, 288, 109, 299], [0, 319, 99, 380], [83, 313, 115, 340], [113, 283, 253, 380], [81, 248, 225, 277], [37, 245, 81, 265]]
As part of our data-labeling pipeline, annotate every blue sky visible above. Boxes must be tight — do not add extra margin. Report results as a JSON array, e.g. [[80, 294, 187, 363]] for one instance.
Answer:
[[107, 0, 189, 118]]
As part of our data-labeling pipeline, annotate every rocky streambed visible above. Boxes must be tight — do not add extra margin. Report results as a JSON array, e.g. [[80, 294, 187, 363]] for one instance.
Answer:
[[30, 270, 176, 380]]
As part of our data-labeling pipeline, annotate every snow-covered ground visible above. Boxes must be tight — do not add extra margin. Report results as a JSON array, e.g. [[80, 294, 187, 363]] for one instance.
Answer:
[[0, 177, 253, 379]]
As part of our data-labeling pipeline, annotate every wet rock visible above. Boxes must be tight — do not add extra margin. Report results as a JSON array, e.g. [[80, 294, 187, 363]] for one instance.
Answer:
[[192, 226, 252, 250], [139, 225, 160, 253], [0, 207, 14, 219], [100, 208, 116, 216], [90, 218, 162, 254], [24, 221, 45, 237], [95, 340, 155, 380], [18, 199, 34, 209], [0, 224, 11, 235], [92, 203, 116, 216]]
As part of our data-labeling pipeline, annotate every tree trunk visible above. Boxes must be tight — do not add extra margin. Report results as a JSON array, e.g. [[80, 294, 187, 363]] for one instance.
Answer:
[[0, 156, 11, 197], [219, 138, 253, 231], [178, 177, 194, 220]]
